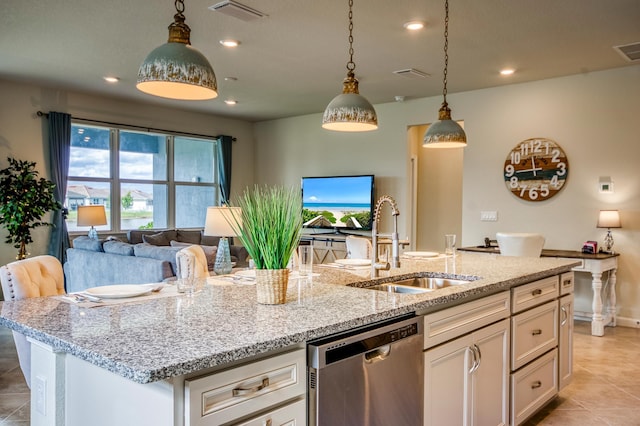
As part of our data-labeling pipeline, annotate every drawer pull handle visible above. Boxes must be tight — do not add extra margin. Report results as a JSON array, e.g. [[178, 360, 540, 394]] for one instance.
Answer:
[[561, 306, 568, 326], [532, 289, 543, 296], [563, 279, 572, 287], [232, 377, 270, 397], [531, 380, 542, 389], [265, 419, 272, 426], [532, 329, 542, 336]]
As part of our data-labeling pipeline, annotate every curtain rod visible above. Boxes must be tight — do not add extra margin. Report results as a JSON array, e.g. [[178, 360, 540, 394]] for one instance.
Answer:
[[36, 111, 236, 141]]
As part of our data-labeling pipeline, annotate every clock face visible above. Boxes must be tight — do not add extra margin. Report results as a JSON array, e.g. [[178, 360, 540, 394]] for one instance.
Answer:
[[503, 138, 569, 202]]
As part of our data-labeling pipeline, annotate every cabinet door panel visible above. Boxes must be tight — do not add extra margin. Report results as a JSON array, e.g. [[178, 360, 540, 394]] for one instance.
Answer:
[[559, 294, 574, 390]]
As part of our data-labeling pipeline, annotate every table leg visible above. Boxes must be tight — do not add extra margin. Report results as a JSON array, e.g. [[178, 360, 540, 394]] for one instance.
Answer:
[[591, 271, 605, 336], [608, 268, 618, 327]]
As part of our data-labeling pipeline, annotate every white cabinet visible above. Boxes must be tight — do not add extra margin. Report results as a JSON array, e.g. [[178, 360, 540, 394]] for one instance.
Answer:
[[424, 319, 510, 426], [559, 292, 574, 390], [185, 348, 306, 426]]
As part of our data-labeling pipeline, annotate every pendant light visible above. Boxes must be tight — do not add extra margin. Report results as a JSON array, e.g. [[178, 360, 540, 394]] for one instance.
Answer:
[[137, 0, 218, 100], [423, 0, 467, 148], [322, 0, 378, 132]]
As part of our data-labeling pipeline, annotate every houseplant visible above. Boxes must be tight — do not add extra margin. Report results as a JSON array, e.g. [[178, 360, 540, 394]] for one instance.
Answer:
[[227, 185, 303, 304], [0, 158, 62, 259]]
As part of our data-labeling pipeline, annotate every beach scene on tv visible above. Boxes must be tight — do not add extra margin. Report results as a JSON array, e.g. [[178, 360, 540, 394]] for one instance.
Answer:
[[302, 176, 373, 230]]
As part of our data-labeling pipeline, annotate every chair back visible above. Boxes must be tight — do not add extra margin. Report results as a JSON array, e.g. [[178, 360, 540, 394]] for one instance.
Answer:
[[346, 235, 373, 259], [176, 245, 209, 280], [496, 232, 545, 257], [0, 255, 65, 389]]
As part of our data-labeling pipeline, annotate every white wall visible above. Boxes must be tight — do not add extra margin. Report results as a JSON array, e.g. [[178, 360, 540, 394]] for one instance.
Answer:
[[0, 79, 255, 268], [254, 65, 640, 323]]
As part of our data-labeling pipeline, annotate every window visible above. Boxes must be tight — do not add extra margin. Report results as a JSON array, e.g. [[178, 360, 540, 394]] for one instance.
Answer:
[[66, 123, 219, 234]]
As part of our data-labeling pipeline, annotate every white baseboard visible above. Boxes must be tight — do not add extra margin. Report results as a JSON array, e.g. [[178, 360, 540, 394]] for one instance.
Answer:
[[616, 316, 640, 328]]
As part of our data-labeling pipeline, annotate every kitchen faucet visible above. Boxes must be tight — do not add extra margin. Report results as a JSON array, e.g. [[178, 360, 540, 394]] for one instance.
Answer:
[[371, 195, 401, 278]]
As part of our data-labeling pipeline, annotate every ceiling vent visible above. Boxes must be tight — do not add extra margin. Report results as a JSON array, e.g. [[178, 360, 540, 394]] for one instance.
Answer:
[[209, 1, 267, 21], [613, 42, 640, 62], [393, 68, 430, 79]]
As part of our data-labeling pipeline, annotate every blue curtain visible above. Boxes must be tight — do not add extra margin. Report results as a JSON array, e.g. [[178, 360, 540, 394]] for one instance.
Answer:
[[217, 135, 233, 204], [47, 112, 71, 263]]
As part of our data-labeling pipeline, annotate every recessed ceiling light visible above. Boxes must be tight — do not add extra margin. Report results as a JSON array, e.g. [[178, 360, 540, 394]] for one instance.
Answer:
[[224, 99, 237, 105], [220, 39, 240, 47], [404, 21, 425, 31], [103, 76, 120, 83], [500, 68, 515, 76]]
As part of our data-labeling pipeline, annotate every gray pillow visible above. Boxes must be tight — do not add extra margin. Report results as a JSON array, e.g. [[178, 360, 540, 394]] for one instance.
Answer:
[[142, 231, 173, 246], [72, 236, 104, 252], [134, 244, 182, 275], [170, 240, 218, 270], [176, 229, 201, 244], [103, 241, 134, 256]]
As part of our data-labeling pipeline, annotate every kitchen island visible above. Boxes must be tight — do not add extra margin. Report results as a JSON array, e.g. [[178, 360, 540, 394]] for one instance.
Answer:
[[0, 253, 579, 425]]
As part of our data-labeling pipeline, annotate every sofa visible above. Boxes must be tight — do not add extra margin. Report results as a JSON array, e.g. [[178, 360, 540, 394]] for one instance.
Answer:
[[64, 229, 248, 293]]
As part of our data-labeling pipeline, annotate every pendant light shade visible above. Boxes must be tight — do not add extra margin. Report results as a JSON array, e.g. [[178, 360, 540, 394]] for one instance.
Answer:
[[137, 0, 218, 100], [322, 0, 378, 132], [424, 0, 466, 148]]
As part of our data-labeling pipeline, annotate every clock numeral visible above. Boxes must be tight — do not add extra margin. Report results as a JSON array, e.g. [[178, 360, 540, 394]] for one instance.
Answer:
[[533, 140, 542, 153], [556, 162, 566, 176], [505, 164, 515, 177], [510, 151, 521, 164], [509, 176, 519, 188], [551, 175, 559, 187], [528, 187, 539, 200], [540, 184, 550, 198], [520, 144, 529, 157], [551, 149, 561, 163]]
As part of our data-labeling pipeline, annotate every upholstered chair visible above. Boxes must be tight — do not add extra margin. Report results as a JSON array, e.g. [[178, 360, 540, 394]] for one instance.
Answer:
[[345, 235, 373, 259], [496, 232, 545, 257], [0, 255, 66, 388], [175, 245, 210, 280]]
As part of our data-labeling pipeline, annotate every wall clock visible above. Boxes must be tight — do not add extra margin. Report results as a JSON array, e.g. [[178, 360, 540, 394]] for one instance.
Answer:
[[503, 138, 569, 202]]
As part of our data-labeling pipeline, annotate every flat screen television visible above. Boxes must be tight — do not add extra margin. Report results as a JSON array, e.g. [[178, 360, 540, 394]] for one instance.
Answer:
[[301, 174, 375, 231]]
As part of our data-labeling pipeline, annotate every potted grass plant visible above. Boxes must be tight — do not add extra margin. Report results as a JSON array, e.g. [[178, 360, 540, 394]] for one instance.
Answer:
[[226, 185, 303, 304]]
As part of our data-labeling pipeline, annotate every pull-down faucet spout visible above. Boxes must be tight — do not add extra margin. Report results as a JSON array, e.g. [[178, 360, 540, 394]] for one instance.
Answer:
[[371, 195, 401, 278]]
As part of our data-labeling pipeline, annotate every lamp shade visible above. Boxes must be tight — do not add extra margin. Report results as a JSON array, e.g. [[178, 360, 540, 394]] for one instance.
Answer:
[[597, 210, 621, 228], [423, 106, 467, 148], [76, 205, 107, 227], [204, 207, 241, 237]]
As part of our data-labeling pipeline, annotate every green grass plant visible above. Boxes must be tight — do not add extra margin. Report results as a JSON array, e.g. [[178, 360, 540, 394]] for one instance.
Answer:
[[227, 185, 302, 270]]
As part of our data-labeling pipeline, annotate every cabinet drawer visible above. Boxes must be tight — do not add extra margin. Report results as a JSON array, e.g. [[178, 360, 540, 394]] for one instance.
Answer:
[[185, 348, 306, 426], [511, 301, 558, 371], [423, 291, 510, 349], [511, 349, 558, 426], [511, 276, 559, 314], [559, 272, 574, 296], [234, 398, 306, 426]]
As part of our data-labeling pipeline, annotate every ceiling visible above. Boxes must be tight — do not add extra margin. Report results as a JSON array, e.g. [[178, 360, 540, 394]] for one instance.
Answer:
[[1, 0, 639, 122]]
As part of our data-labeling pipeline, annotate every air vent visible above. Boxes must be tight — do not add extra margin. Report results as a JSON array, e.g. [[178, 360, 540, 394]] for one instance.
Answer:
[[209, 0, 267, 21], [309, 370, 317, 389], [614, 42, 640, 62], [393, 68, 430, 79]]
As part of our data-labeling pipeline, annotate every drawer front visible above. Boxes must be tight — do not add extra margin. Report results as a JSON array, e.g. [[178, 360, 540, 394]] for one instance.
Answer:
[[423, 291, 510, 349], [511, 349, 558, 426], [511, 301, 558, 370], [511, 276, 559, 314], [559, 272, 574, 296], [234, 399, 306, 426], [185, 348, 306, 426]]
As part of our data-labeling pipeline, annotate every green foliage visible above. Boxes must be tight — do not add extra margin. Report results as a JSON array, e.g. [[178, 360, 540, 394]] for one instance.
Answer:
[[340, 211, 372, 228], [138, 221, 154, 229], [302, 208, 336, 224], [0, 158, 62, 259], [121, 191, 134, 210], [228, 185, 302, 270]]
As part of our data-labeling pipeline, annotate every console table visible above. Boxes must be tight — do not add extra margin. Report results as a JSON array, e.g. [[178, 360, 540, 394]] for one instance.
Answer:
[[459, 246, 619, 336]]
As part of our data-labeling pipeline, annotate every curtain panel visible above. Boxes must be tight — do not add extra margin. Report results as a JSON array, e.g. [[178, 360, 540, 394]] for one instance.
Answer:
[[217, 135, 233, 204]]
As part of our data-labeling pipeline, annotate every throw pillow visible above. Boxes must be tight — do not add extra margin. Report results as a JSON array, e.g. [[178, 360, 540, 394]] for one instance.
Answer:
[[170, 240, 218, 270], [103, 240, 135, 256], [133, 244, 182, 275], [142, 231, 172, 246], [176, 229, 202, 244], [72, 236, 104, 252]]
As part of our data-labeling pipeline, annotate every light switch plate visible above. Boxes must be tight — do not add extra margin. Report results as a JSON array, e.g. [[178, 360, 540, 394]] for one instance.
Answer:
[[480, 211, 498, 222]]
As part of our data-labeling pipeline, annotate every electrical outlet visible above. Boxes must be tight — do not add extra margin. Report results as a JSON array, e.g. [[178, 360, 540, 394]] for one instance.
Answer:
[[480, 211, 498, 222], [35, 375, 46, 415]]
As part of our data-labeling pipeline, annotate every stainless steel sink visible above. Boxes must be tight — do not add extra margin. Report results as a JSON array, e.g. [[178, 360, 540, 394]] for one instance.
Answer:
[[366, 283, 435, 294], [359, 276, 471, 294]]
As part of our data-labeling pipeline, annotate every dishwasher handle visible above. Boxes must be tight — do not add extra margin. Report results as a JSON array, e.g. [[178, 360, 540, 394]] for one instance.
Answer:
[[364, 344, 391, 363]]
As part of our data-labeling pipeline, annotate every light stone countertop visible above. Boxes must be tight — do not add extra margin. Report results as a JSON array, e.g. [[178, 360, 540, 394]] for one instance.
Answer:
[[0, 252, 579, 384]]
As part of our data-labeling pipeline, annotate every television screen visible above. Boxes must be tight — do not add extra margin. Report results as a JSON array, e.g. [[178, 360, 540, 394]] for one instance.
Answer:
[[301, 175, 374, 231]]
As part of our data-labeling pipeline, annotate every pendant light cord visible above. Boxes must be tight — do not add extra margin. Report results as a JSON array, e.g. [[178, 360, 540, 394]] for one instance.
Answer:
[[347, 0, 355, 73], [442, 0, 450, 104]]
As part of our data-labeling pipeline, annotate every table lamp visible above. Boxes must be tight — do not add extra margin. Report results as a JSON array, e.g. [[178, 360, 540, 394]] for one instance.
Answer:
[[597, 210, 621, 254], [204, 206, 241, 275], [77, 205, 107, 239]]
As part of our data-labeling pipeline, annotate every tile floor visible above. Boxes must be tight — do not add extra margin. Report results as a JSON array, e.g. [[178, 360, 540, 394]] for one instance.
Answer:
[[0, 321, 639, 425]]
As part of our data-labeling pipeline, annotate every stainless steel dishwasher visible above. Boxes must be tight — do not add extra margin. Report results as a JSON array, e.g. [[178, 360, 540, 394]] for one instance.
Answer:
[[307, 315, 423, 426]]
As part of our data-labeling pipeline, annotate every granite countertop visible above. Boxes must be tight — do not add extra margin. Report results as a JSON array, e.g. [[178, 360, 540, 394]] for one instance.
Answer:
[[0, 253, 579, 384]]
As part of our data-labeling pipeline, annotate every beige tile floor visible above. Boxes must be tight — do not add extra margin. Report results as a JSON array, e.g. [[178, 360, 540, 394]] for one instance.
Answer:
[[0, 321, 639, 425]]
